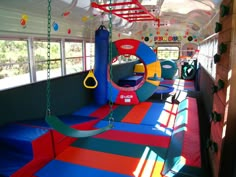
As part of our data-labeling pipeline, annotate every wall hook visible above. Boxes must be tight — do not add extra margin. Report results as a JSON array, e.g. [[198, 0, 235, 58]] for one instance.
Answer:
[[218, 79, 225, 90], [206, 139, 218, 153], [211, 111, 222, 122], [221, 4, 230, 17], [215, 22, 222, 33], [214, 53, 221, 64], [219, 43, 227, 54], [212, 85, 218, 94]]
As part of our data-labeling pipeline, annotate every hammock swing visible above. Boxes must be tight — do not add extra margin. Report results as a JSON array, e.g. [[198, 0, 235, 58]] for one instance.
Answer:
[[45, 0, 114, 138]]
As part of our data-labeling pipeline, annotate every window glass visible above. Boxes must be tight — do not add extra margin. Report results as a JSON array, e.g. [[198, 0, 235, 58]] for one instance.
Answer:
[[34, 41, 61, 81], [198, 37, 217, 79], [0, 38, 89, 90], [0, 40, 30, 90], [112, 54, 139, 65], [85, 42, 95, 70], [65, 42, 83, 74], [157, 46, 179, 60]]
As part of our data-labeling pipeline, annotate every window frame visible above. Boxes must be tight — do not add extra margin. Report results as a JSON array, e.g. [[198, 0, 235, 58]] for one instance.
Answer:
[[156, 42, 180, 60], [198, 34, 218, 80], [33, 39, 62, 81], [0, 38, 31, 90], [0, 37, 94, 91]]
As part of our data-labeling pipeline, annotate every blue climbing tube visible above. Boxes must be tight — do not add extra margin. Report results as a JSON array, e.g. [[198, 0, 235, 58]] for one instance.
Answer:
[[94, 25, 109, 104]]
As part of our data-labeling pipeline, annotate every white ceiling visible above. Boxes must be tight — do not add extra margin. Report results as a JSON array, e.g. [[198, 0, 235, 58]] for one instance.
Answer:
[[0, 0, 222, 42]]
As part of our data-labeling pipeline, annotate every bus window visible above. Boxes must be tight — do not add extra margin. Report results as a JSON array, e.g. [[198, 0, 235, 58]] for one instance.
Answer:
[[85, 42, 95, 71], [65, 42, 83, 74], [34, 41, 61, 81], [0, 39, 30, 90], [198, 36, 218, 79], [157, 46, 179, 60]]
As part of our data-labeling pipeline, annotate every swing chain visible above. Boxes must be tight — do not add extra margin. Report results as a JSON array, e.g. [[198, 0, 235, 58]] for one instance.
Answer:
[[108, 0, 114, 127], [46, 0, 52, 116], [101, 12, 105, 25]]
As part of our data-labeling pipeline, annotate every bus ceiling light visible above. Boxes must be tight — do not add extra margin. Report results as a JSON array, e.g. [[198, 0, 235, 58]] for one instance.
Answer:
[[141, 0, 160, 6], [161, 0, 212, 15]]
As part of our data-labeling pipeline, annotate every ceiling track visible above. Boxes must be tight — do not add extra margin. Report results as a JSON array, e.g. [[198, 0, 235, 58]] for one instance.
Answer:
[[91, 0, 160, 26]]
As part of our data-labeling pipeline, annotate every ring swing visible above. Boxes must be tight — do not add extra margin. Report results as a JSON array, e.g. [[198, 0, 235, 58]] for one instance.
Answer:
[[45, 0, 113, 138], [83, 70, 98, 89], [83, 17, 98, 89]]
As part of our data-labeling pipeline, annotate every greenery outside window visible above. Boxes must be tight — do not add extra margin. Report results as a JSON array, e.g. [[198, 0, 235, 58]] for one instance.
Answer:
[[0, 40, 30, 90], [85, 42, 95, 70], [65, 42, 83, 74], [157, 46, 179, 60], [112, 55, 139, 65], [34, 41, 61, 81]]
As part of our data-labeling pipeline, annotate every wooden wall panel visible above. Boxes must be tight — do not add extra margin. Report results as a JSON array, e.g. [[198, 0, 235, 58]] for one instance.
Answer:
[[211, 123, 222, 160], [213, 94, 226, 120], [210, 0, 236, 176], [217, 49, 230, 68], [231, 14, 236, 41], [216, 65, 229, 80], [218, 29, 232, 46], [210, 93, 225, 177], [220, 15, 232, 31]]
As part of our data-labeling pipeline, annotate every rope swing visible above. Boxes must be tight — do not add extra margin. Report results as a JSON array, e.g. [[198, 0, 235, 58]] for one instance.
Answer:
[[45, 0, 113, 138]]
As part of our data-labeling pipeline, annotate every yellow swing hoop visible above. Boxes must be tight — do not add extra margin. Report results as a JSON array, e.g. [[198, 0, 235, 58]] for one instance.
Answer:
[[83, 70, 98, 89], [83, 13, 98, 89]]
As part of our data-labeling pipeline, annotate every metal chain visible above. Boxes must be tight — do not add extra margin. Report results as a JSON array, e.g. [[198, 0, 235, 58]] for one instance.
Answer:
[[90, 18, 94, 70], [108, 0, 114, 126], [46, 0, 52, 116]]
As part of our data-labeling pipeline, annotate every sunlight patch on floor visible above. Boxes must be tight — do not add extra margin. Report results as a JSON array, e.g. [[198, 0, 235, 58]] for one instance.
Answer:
[[133, 146, 165, 177]]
